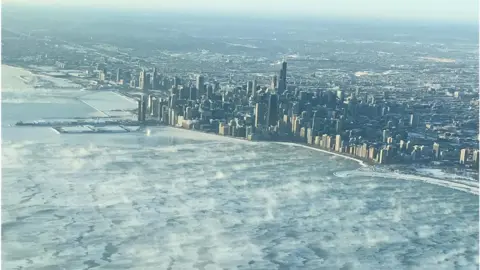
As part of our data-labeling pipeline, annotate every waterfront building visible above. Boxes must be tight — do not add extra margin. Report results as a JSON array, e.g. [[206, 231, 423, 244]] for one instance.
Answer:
[[433, 142, 440, 160], [335, 134, 342, 152], [307, 128, 313, 144], [459, 148, 467, 164]]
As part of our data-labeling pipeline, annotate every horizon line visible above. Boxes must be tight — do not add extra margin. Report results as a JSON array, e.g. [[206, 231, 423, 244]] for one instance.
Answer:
[[2, 2, 479, 27]]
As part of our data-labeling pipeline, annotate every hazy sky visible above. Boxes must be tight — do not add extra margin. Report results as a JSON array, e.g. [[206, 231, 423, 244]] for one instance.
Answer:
[[4, 0, 479, 23]]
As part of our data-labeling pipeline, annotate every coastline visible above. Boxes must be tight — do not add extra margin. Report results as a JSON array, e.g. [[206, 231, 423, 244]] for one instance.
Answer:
[[4, 64, 478, 188], [277, 142, 369, 167], [2, 64, 85, 90], [160, 124, 371, 167], [160, 126, 478, 195]]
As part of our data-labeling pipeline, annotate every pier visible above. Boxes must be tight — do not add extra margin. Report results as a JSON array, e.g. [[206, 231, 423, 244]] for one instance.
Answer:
[[15, 119, 146, 127]]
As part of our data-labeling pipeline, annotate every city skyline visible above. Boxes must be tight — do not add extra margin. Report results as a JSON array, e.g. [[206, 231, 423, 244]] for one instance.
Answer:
[[2, 5, 479, 269]]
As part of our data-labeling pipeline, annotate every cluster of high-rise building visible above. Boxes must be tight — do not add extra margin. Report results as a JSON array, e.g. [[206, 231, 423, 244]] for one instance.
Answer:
[[130, 61, 479, 170]]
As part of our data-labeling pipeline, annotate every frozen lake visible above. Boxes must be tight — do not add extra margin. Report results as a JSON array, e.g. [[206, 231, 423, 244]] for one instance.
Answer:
[[2, 65, 479, 270]]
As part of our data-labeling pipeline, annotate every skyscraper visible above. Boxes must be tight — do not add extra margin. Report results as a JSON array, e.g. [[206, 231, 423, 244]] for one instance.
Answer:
[[335, 135, 342, 152], [190, 86, 198, 101], [116, 68, 122, 82], [139, 69, 146, 91], [460, 148, 467, 164], [137, 99, 143, 122], [141, 95, 147, 122], [207, 85, 214, 99], [145, 73, 151, 90], [173, 76, 180, 89], [251, 79, 257, 97], [271, 75, 277, 91], [196, 75, 205, 95], [152, 67, 158, 89], [278, 61, 287, 94], [255, 103, 265, 127], [266, 94, 278, 127], [247, 81, 253, 97]]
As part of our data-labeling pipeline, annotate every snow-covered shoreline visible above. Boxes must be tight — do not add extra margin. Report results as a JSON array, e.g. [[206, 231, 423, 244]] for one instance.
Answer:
[[2, 64, 83, 91]]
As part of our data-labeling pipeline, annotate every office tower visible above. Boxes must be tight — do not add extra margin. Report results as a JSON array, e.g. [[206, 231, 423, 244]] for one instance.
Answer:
[[116, 68, 122, 82], [139, 69, 146, 91], [196, 75, 205, 94], [399, 140, 405, 151], [157, 100, 164, 121], [141, 95, 148, 121], [369, 147, 376, 160], [336, 117, 344, 133], [161, 104, 169, 123], [251, 79, 257, 97], [255, 103, 266, 127], [337, 90, 344, 103], [137, 95, 147, 122], [307, 128, 313, 144], [278, 61, 287, 94], [190, 86, 198, 101], [362, 143, 368, 158], [335, 135, 342, 152], [459, 148, 467, 164], [433, 142, 440, 160], [147, 94, 154, 114], [326, 136, 333, 150], [151, 98, 159, 116], [180, 87, 189, 100], [145, 74, 151, 90], [137, 99, 143, 122], [152, 67, 158, 89], [312, 111, 320, 132], [266, 94, 278, 127], [206, 85, 214, 99], [170, 94, 178, 108], [185, 107, 193, 120], [271, 75, 278, 90], [247, 81, 253, 97], [382, 129, 389, 143], [378, 148, 388, 164], [173, 76, 180, 89]]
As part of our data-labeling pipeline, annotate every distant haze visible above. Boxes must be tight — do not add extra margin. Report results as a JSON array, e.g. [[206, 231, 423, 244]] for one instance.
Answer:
[[4, 0, 479, 24]]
